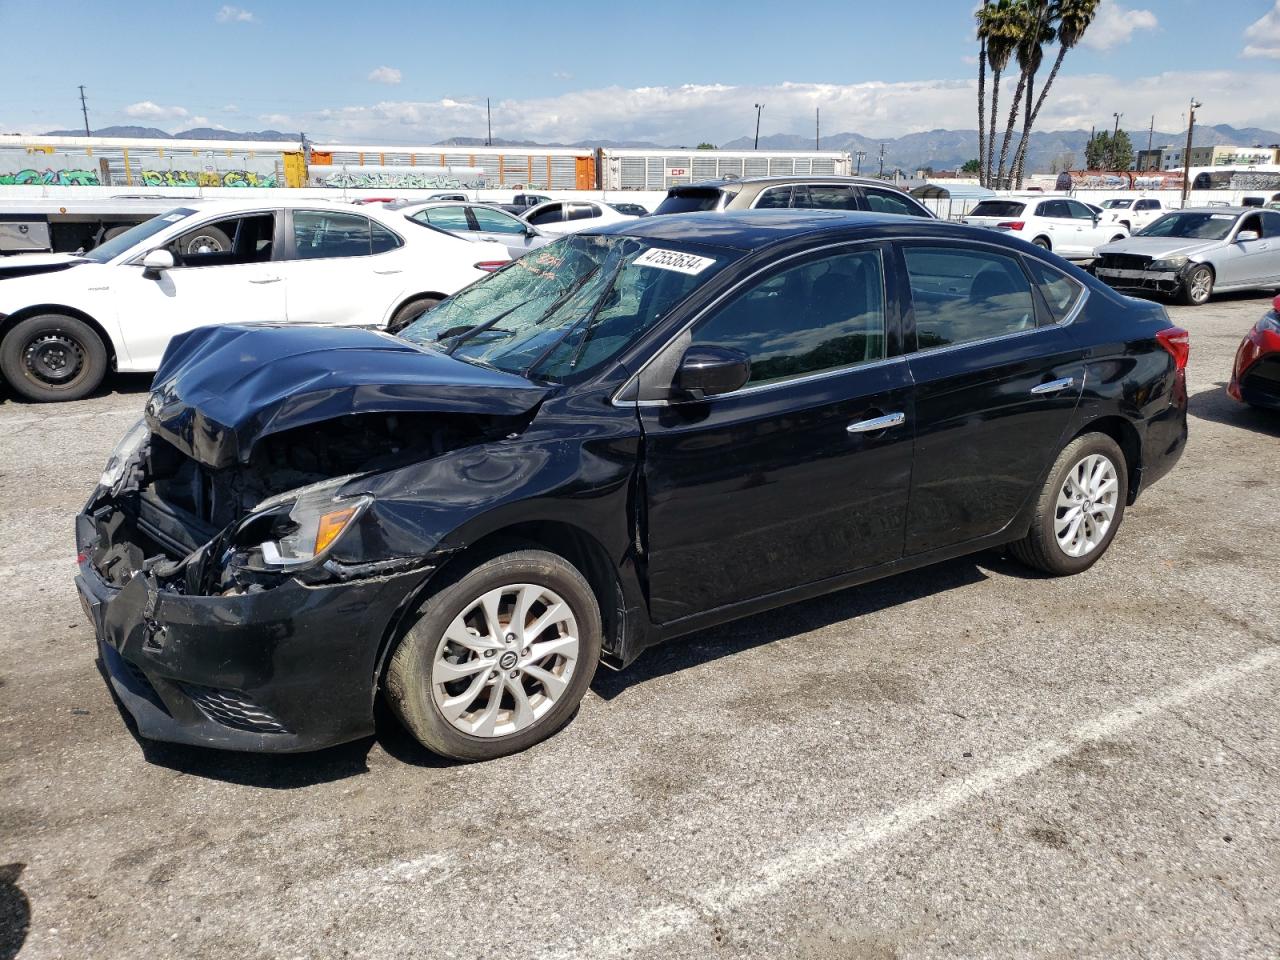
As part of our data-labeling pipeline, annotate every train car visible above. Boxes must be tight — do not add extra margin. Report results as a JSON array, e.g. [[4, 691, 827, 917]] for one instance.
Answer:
[[307, 144, 597, 190], [597, 147, 853, 191]]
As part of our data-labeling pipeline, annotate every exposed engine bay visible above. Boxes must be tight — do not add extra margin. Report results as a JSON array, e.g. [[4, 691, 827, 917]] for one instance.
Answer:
[[81, 411, 528, 595]]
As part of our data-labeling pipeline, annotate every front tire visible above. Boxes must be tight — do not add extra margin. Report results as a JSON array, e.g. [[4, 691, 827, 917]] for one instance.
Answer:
[[0, 313, 108, 402], [385, 548, 601, 760], [1009, 432, 1128, 576], [1179, 264, 1213, 306]]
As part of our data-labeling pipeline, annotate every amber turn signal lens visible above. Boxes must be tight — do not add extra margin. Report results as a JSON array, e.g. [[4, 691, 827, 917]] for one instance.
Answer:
[[314, 506, 358, 556]]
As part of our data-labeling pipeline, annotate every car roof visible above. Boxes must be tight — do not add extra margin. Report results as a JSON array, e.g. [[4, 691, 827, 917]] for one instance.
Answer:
[[1178, 206, 1251, 215], [587, 209, 1023, 253], [675, 175, 907, 192]]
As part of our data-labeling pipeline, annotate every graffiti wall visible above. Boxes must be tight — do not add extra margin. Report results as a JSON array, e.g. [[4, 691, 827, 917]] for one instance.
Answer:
[[307, 164, 487, 190], [137, 169, 277, 188], [0, 146, 288, 188], [0, 167, 100, 186]]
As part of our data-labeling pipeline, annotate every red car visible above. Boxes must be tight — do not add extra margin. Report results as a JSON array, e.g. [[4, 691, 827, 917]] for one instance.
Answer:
[[1228, 294, 1280, 410]]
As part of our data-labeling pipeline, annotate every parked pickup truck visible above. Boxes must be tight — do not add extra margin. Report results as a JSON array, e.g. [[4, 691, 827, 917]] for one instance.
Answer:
[[0, 197, 183, 254], [1099, 197, 1167, 234]]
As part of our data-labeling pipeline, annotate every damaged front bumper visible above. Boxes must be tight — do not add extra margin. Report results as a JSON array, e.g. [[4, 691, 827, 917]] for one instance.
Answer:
[[75, 499, 431, 753], [1093, 266, 1183, 296]]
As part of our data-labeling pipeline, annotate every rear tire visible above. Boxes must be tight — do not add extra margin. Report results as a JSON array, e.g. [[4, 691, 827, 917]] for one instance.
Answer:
[[385, 548, 601, 760], [1032, 237, 1051, 250], [178, 225, 231, 255], [1179, 264, 1213, 306], [1008, 432, 1128, 576], [388, 295, 442, 334], [0, 313, 108, 402]]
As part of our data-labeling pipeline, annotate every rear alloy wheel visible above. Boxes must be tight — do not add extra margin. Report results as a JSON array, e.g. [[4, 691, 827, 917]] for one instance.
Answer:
[[1009, 432, 1127, 576], [0, 313, 108, 402], [386, 549, 601, 760], [388, 295, 442, 334], [1180, 265, 1213, 306]]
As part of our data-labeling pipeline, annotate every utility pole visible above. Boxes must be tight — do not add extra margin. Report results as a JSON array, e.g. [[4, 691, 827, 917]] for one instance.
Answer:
[[486, 98, 492, 147], [878, 143, 885, 178], [815, 107, 820, 151], [1181, 98, 1201, 206], [1146, 114, 1154, 169], [78, 85, 90, 137], [753, 103, 764, 150], [1111, 112, 1122, 170], [855, 150, 866, 175]]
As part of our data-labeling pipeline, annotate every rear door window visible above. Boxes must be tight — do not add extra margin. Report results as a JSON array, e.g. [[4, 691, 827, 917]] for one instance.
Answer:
[[291, 210, 382, 259], [800, 184, 858, 210], [566, 203, 599, 222], [753, 186, 793, 209], [903, 246, 1037, 349]]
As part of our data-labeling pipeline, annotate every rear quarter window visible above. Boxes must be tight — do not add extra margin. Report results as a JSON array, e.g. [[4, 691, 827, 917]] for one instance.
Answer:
[[1024, 259, 1084, 323]]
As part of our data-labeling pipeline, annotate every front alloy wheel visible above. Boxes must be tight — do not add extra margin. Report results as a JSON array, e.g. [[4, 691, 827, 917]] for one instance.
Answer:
[[386, 548, 601, 760], [1181, 265, 1213, 305], [432, 583, 580, 738]]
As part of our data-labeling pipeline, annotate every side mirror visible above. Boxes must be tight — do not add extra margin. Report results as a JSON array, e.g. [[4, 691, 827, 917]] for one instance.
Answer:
[[673, 345, 751, 400], [1236, 230, 1260, 243], [142, 248, 174, 277]]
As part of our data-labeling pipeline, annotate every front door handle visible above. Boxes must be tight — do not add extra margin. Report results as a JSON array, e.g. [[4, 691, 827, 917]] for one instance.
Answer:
[[374, 268, 403, 275], [249, 276, 282, 284], [1030, 376, 1075, 395], [847, 412, 906, 434]]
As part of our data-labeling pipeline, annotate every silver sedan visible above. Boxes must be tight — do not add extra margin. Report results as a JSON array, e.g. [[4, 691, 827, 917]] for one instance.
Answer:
[[1093, 207, 1280, 305], [386, 200, 553, 260]]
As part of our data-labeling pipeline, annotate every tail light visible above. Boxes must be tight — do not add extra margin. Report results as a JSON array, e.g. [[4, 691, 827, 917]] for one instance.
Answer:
[[473, 260, 507, 273], [1273, 293, 1280, 313], [1156, 326, 1190, 371], [997, 221, 1025, 231]]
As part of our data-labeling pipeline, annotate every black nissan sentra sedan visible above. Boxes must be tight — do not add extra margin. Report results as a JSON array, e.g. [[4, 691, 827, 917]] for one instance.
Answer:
[[75, 211, 1189, 760]]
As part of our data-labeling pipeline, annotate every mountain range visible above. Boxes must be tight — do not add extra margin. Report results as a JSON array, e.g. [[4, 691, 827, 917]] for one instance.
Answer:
[[35, 123, 1280, 174]]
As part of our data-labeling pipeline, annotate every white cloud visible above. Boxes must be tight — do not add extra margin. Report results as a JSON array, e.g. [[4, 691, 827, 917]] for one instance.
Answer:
[[552, 71, 573, 80], [1243, 1, 1280, 58], [367, 66, 402, 85], [123, 101, 191, 121], [221, 104, 239, 113], [257, 70, 1280, 147], [1081, 2, 1158, 51], [215, 5, 255, 22], [257, 113, 294, 128]]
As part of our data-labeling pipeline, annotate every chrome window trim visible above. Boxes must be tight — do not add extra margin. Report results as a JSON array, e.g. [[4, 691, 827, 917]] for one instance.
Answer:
[[611, 235, 1087, 408]]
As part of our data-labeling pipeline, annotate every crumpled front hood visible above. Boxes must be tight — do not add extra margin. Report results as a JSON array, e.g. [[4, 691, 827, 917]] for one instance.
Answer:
[[1097, 236, 1216, 259], [146, 324, 550, 468]]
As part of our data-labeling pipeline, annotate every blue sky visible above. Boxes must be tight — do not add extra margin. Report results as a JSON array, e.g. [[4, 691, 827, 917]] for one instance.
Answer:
[[2, 0, 1279, 143]]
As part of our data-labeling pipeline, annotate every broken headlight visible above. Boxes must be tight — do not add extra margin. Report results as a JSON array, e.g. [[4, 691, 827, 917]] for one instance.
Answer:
[[100, 418, 149, 491], [243, 475, 372, 569], [1149, 256, 1190, 271]]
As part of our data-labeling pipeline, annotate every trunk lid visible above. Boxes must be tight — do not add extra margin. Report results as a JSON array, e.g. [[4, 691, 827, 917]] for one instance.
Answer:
[[147, 324, 550, 469]]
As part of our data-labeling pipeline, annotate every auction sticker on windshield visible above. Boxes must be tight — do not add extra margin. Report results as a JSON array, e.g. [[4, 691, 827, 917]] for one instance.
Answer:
[[634, 248, 717, 275]]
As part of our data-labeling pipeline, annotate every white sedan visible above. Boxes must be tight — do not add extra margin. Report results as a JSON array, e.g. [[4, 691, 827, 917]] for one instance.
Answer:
[[389, 200, 554, 260], [0, 198, 510, 401], [521, 199, 639, 236]]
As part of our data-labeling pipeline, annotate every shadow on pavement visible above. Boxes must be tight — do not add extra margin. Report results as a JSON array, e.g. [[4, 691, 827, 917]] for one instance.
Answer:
[[592, 553, 1010, 701], [1188, 382, 1280, 438], [0, 863, 29, 960]]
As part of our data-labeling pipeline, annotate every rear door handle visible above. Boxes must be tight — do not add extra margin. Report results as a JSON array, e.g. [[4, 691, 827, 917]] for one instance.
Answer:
[[1030, 376, 1075, 395], [249, 276, 282, 284], [847, 412, 906, 434], [374, 268, 403, 275]]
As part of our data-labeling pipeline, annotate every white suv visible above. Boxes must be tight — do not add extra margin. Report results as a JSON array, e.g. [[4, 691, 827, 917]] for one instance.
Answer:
[[0, 199, 510, 401], [1099, 197, 1167, 233], [962, 196, 1129, 260]]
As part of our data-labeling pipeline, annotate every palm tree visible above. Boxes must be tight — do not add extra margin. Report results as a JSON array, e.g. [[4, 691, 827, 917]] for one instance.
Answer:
[[996, 0, 1053, 188], [1010, 0, 1100, 185], [978, 0, 1020, 187], [976, 1, 990, 186]]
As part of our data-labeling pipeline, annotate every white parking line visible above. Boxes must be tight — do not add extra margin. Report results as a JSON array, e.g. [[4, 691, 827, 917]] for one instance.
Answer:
[[0, 408, 129, 428], [542, 643, 1280, 959]]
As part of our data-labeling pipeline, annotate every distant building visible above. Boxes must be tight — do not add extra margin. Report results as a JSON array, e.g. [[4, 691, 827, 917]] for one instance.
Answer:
[[1162, 144, 1280, 170], [1136, 147, 1169, 171]]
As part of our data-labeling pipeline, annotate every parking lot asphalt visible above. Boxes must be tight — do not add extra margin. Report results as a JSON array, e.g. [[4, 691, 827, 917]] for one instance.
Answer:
[[0, 292, 1277, 960]]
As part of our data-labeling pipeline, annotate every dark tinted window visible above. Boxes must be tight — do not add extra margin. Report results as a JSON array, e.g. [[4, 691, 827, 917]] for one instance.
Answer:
[[371, 222, 402, 253], [864, 188, 925, 217], [754, 186, 793, 209], [691, 248, 886, 386], [292, 211, 378, 259], [525, 203, 564, 226], [566, 203, 599, 222], [1261, 211, 1280, 237], [1065, 199, 1097, 220], [1239, 213, 1264, 237], [800, 184, 858, 210], [968, 200, 1026, 218], [904, 246, 1036, 349], [1135, 199, 1158, 211], [1025, 259, 1084, 324], [654, 189, 723, 215], [1039, 200, 1072, 218]]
